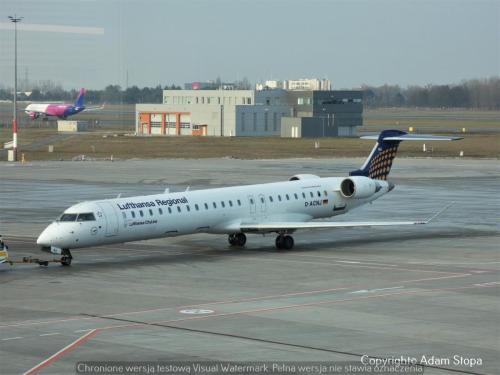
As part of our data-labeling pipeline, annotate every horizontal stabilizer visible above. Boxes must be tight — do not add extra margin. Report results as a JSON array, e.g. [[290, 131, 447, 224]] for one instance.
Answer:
[[361, 134, 463, 141], [351, 130, 463, 180]]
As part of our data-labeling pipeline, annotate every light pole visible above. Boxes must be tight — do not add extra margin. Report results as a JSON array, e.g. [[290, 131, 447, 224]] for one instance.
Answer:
[[8, 15, 22, 162], [322, 107, 326, 137]]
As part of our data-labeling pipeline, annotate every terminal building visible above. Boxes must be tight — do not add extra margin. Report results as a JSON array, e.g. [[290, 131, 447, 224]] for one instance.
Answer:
[[136, 87, 362, 138]]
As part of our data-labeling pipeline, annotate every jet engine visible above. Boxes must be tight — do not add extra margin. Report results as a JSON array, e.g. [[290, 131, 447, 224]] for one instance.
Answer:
[[339, 176, 378, 199], [289, 174, 321, 181], [28, 112, 39, 120]]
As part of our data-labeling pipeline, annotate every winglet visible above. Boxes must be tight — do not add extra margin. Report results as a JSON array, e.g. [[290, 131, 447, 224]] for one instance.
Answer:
[[420, 202, 454, 224]]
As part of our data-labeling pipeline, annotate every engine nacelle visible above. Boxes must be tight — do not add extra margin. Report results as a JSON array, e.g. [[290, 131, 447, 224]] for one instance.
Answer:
[[289, 174, 321, 181], [339, 176, 377, 199]]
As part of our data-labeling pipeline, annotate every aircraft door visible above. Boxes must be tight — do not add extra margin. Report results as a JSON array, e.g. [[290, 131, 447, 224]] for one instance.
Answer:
[[248, 195, 256, 215], [97, 202, 119, 236]]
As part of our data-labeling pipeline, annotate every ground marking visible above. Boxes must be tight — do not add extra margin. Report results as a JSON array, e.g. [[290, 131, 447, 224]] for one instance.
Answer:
[[23, 328, 100, 375], [351, 286, 404, 294], [179, 309, 214, 315], [474, 281, 500, 287]]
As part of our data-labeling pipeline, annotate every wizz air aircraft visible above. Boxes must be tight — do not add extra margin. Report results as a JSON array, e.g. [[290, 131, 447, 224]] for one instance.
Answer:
[[24, 88, 102, 120], [36, 130, 461, 266]]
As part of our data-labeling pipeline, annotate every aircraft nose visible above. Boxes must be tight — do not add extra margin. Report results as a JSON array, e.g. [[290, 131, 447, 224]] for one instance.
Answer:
[[37, 224, 56, 247]]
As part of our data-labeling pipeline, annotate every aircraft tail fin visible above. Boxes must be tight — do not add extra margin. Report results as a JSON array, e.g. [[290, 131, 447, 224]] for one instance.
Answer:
[[350, 130, 462, 180], [74, 88, 85, 108]]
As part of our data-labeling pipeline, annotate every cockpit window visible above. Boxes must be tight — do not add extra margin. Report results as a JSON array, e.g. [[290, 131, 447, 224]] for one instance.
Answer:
[[77, 213, 96, 221], [59, 213, 77, 222]]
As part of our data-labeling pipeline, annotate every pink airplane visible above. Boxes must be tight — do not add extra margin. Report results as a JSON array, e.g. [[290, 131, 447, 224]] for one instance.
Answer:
[[24, 88, 102, 119]]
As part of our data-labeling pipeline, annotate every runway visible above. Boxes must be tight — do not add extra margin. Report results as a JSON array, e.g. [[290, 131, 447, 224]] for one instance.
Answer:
[[0, 158, 499, 374]]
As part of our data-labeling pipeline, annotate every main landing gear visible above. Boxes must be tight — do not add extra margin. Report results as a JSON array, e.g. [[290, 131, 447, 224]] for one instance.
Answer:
[[228, 233, 295, 250], [275, 234, 294, 250], [228, 233, 247, 247], [61, 249, 73, 266]]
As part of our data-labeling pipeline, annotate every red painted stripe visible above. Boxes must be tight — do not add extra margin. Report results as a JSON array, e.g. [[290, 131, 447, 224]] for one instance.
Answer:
[[23, 328, 100, 375]]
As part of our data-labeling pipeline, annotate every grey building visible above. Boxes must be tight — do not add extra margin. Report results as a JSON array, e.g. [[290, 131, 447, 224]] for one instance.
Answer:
[[280, 90, 363, 137]]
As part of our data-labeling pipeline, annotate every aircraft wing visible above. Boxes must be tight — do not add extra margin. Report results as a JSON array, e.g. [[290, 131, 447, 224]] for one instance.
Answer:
[[240, 220, 425, 232], [240, 204, 452, 233]]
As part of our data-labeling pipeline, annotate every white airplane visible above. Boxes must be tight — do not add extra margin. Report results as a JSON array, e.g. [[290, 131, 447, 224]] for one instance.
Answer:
[[24, 88, 103, 120], [36, 130, 461, 266]]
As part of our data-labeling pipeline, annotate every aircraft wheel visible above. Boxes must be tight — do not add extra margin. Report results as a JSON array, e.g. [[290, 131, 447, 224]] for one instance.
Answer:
[[282, 235, 294, 250], [235, 233, 246, 247], [228, 234, 237, 246], [61, 249, 73, 266], [275, 235, 284, 249]]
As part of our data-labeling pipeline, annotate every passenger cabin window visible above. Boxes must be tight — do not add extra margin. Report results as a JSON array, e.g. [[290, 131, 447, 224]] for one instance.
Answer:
[[269, 196, 273, 202], [260, 197, 265, 203], [149, 209, 153, 216], [278, 195, 282, 201], [76, 213, 96, 222], [131, 211, 136, 218], [139, 210, 144, 217], [250, 198, 254, 204], [195, 204, 199, 211], [285, 194, 290, 200], [60, 213, 77, 222], [204, 203, 209, 210], [213, 202, 217, 209], [317, 191, 321, 197], [122, 212, 127, 219], [237, 199, 241, 206], [324, 190, 328, 197], [229, 200, 233, 207], [302, 192, 306, 199], [168, 207, 172, 214], [221, 201, 225, 208], [294, 193, 298, 200], [177, 206, 181, 213], [186, 205, 191, 212], [310, 192, 314, 198], [159, 208, 163, 215]]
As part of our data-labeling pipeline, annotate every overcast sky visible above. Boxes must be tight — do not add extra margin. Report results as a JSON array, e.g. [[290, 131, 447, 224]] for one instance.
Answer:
[[0, 0, 498, 90]]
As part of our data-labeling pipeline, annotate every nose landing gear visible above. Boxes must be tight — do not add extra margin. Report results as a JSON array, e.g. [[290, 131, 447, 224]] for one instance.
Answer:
[[61, 249, 73, 266]]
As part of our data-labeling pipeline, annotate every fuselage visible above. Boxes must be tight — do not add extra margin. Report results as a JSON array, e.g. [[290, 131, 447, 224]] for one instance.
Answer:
[[36, 176, 391, 250], [25, 103, 84, 119]]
